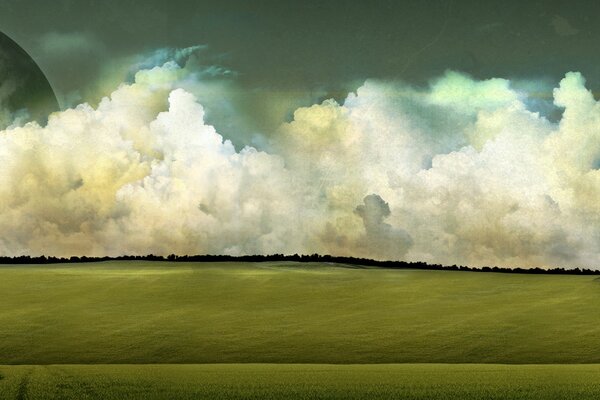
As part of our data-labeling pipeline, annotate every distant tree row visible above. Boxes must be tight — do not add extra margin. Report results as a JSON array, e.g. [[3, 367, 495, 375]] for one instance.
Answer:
[[0, 253, 598, 275]]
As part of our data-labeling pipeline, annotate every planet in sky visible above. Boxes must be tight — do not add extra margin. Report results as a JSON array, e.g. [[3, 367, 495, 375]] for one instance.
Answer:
[[0, 31, 58, 129]]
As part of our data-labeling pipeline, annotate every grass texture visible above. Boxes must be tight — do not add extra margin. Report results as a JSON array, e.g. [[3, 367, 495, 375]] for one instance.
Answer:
[[3, 364, 600, 399], [2, 261, 600, 364]]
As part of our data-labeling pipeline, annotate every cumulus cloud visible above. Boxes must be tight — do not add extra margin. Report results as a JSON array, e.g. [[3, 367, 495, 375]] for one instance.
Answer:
[[0, 63, 311, 257], [274, 71, 600, 268], [3, 54, 600, 268], [66, 46, 265, 150], [354, 194, 412, 259]]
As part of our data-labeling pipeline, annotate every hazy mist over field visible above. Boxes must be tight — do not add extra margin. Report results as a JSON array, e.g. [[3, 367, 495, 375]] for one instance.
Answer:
[[2, 1, 600, 268]]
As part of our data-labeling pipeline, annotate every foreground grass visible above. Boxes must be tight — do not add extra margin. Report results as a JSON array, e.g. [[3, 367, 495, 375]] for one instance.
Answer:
[[3, 364, 600, 399], [2, 261, 600, 364]]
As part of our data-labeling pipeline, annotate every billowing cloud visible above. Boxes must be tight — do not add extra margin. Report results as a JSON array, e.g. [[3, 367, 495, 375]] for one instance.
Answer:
[[0, 64, 311, 257], [3, 53, 600, 269], [354, 194, 412, 260], [274, 71, 600, 268]]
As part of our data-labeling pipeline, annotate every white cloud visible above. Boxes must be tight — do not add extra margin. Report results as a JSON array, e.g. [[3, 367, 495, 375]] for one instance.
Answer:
[[0, 64, 310, 257], [275, 71, 600, 268], [3, 60, 600, 269]]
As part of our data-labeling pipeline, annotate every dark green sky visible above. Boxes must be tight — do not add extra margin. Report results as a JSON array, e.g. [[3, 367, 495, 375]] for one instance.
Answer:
[[1, 0, 599, 113]]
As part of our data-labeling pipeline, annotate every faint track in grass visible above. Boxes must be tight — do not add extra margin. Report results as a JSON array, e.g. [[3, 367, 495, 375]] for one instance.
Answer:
[[15, 367, 33, 400]]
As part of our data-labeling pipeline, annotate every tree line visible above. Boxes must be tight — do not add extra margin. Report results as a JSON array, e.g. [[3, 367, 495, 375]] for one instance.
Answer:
[[0, 253, 598, 275]]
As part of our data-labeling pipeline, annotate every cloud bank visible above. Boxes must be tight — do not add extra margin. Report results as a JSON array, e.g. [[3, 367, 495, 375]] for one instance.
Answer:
[[2, 55, 600, 268]]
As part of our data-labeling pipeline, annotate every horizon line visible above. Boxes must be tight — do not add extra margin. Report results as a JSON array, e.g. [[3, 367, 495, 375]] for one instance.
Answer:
[[0, 254, 597, 276]]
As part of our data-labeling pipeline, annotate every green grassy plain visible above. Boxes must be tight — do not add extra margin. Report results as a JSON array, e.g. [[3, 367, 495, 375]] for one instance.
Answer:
[[3, 364, 600, 399], [1, 261, 600, 364], [3, 261, 600, 399]]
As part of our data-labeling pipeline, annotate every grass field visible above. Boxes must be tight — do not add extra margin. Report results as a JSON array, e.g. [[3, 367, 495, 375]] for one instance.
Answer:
[[3, 364, 600, 399], [1, 261, 600, 364], [3, 261, 600, 399]]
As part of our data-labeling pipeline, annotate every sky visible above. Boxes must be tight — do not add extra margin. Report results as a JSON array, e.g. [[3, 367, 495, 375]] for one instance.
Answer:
[[1, 1, 600, 268], [4, 0, 600, 116]]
